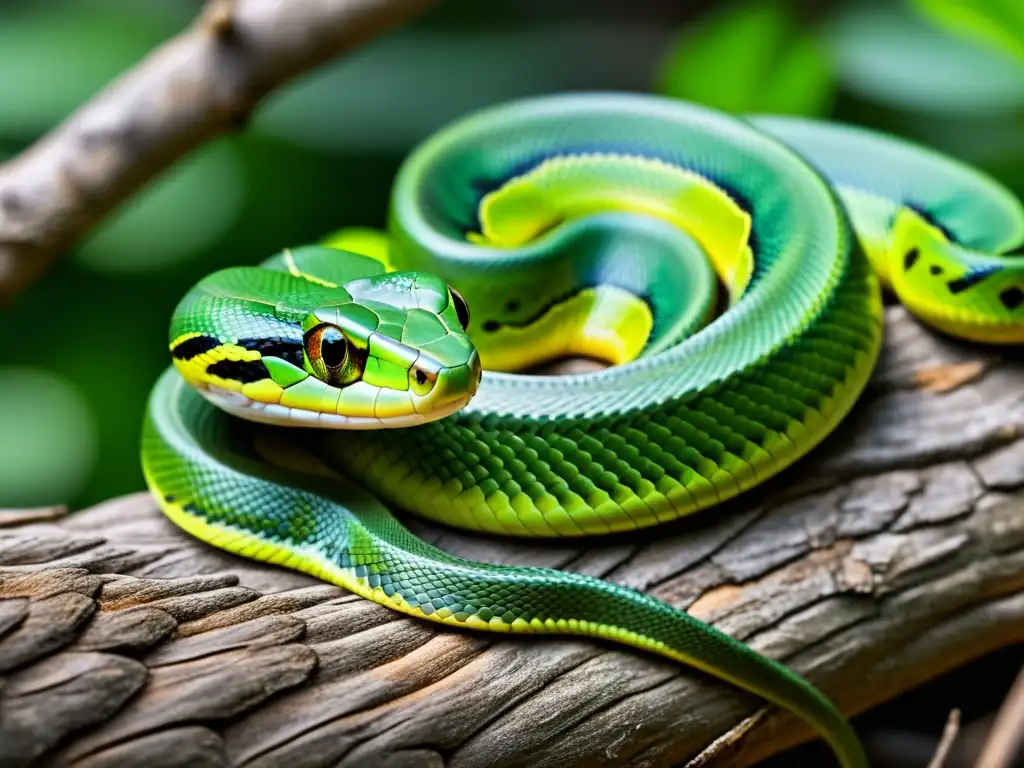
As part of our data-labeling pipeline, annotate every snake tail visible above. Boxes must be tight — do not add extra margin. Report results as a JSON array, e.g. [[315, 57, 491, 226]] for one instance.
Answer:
[[143, 368, 866, 768]]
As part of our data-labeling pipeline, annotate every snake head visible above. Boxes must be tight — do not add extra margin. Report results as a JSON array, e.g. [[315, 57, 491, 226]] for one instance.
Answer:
[[168, 250, 482, 429]]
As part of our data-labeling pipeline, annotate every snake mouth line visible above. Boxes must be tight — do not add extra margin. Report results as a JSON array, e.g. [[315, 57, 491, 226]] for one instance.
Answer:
[[198, 383, 470, 430]]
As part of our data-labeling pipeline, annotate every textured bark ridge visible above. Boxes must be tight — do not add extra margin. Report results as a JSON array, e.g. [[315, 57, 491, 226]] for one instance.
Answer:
[[1, 307, 1022, 768]]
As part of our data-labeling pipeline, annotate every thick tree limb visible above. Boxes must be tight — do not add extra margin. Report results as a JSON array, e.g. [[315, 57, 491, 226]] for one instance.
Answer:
[[0, 0, 435, 302], [1, 306, 1022, 767]]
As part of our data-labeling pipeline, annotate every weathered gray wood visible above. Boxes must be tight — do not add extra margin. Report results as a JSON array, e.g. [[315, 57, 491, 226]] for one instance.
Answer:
[[0, 652, 147, 764], [0, 306, 1021, 767]]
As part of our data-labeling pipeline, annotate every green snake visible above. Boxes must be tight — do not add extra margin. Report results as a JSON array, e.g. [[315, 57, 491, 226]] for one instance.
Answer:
[[142, 93, 1024, 767]]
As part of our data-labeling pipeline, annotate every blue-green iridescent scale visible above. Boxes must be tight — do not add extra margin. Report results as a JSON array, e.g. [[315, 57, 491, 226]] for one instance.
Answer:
[[143, 94, 1024, 768]]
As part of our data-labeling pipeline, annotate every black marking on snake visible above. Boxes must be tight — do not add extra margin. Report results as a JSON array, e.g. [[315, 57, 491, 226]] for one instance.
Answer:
[[929, 265, 944, 276], [905, 202, 959, 245], [237, 337, 304, 368], [903, 248, 919, 271], [172, 335, 220, 360], [207, 359, 270, 383], [1000, 286, 1024, 311], [947, 266, 1001, 295]]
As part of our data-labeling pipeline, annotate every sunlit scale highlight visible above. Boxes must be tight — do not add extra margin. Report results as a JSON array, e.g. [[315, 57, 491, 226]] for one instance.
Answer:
[[144, 94, 1024, 768]]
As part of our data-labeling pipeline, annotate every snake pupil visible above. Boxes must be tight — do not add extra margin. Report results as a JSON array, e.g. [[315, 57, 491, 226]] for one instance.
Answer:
[[415, 370, 428, 386], [320, 328, 347, 368], [304, 323, 354, 385]]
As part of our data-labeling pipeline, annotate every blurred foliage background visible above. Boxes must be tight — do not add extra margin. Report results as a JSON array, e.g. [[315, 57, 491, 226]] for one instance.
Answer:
[[1, 0, 1022, 510]]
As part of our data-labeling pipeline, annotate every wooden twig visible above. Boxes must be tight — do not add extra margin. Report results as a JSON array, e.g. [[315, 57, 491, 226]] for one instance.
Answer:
[[1, 307, 1022, 767], [0, 505, 69, 528], [0, 0, 436, 302], [975, 666, 1024, 768], [927, 709, 961, 768]]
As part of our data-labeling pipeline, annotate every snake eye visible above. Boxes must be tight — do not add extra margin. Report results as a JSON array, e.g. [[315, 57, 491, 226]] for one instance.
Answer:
[[305, 323, 356, 385], [449, 287, 470, 330]]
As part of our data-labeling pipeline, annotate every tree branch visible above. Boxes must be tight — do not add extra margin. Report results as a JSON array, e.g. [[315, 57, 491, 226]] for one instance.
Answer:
[[0, 0, 436, 302]]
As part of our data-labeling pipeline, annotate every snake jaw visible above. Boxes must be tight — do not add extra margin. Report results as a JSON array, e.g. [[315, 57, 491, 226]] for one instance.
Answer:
[[190, 342, 482, 429], [177, 333, 482, 429], [196, 380, 474, 430]]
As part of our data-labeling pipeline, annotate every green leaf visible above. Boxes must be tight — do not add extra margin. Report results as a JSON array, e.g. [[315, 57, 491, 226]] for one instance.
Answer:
[[654, 0, 835, 116], [827, 3, 1024, 114], [910, 0, 1024, 62]]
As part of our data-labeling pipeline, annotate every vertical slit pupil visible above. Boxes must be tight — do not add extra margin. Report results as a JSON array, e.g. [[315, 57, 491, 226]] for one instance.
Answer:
[[321, 328, 347, 368]]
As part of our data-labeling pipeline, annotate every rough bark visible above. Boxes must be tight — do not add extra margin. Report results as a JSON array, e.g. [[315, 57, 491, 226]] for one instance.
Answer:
[[1, 306, 1022, 767], [0, 0, 435, 303]]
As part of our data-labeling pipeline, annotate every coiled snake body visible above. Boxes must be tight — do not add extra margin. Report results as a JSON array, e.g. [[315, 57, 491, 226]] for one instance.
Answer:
[[143, 94, 1024, 768]]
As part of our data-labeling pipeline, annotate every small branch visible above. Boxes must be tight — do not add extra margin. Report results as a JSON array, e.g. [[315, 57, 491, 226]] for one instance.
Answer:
[[975, 666, 1024, 768], [0, 0, 436, 302], [0, 504, 69, 527], [683, 711, 768, 766], [927, 709, 960, 768]]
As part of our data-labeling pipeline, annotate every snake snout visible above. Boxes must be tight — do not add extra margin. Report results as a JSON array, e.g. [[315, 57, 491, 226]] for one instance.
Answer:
[[440, 349, 483, 404], [467, 350, 483, 396], [413, 349, 482, 417]]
